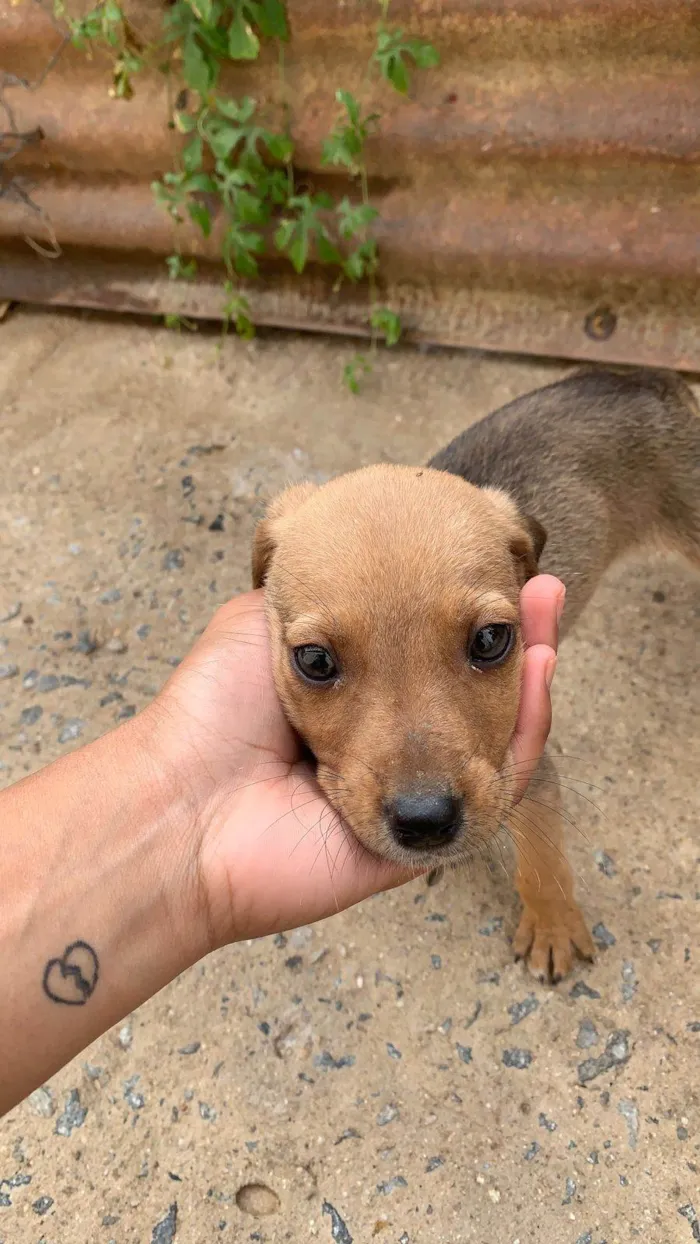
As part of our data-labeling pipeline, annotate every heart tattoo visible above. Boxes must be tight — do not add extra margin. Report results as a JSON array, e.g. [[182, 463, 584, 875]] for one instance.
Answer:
[[42, 940, 99, 1006]]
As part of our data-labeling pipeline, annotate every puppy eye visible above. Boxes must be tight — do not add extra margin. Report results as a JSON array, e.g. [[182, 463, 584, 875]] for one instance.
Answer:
[[292, 644, 338, 683], [469, 623, 514, 669]]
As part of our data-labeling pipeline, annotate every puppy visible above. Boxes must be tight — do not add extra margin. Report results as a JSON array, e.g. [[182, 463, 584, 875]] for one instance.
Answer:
[[252, 368, 700, 981]]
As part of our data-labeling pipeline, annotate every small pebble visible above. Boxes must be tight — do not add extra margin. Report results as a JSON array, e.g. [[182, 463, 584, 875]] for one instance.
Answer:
[[386, 1042, 402, 1060], [178, 1042, 201, 1055], [425, 1157, 444, 1172], [106, 636, 128, 653], [594, 850, 616, 877], [570, 981, 601, 1000], [376, 1176, 407, 1195], [456, 1044, 472, 1065], [58, 718, 85, 743], [123, 1075, 145, 1110], [32, 1195, 54, 1216], [621, 962, 637, 1003], [0, 602, 22, 622], [618, 1099, 639, 1148], [376, 1103, 400, 1126], [538, 1113, 557, 1132], [162, 550, 185, 571], [322, 1200, 353, 1243], [578, 1030, 631, 1085], [38, 674, 60, 692], [0, 662, 18, 679], [99, 588, 122, 604], [74, 629, 98, 655], [592, 922, 616, 949], [118, 1022, 133, 1050], [151, 1202, 178, 1244], [55, 1089, 87, 1136], [313, 1051, 356, 1070], [562, 1176, 576, 1204], [508, 994, 539, 1025], [478, 916, 503, 937], [28, 1086, 55, 1117], [502, 1049, 533, 1069], [20, 705, 42, 726], [524, 1141, 540, 1161], [576, 1019, 600, 1050]]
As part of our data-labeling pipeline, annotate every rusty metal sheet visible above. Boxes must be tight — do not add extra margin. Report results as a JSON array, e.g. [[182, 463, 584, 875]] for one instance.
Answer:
[[1, 0, 699, 368]]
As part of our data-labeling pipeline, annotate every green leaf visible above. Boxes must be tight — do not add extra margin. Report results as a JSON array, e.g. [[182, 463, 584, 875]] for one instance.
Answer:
[[188, 0, 214, 21], [274, 219, 296, 253], [343, 353, 371, 394], [235, 187, 268, 224], [182, 172, 217, 192], [256, 0, 288, 38], [174, 111, 198, 134], [183, 33, 215, 94], [408, 40, 439, 68], [215, 95, 256, 122], [374, 28, 439, 93], [336, 198, 378, 239], [228, 13, 260, 59], [187, 201, 212, 236], [207, 123, 245, 159], [264, 131, 293, 163], [386, 55, 409, 93], [287, 233, 308, 274], [182, 134, 203, 173], [343, 238, 378, 281], [166, 254, 198, 281], [370, 305, 401, 346], [336, 88, 360, 126], [316, 232, 342, 267]]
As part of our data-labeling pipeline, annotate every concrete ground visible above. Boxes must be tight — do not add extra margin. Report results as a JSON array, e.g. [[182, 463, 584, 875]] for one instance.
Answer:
[[0, 308, 698, 1244]]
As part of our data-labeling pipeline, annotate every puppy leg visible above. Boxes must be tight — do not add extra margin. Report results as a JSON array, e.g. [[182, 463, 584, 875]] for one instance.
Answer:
[[510, 752, 595, 983]]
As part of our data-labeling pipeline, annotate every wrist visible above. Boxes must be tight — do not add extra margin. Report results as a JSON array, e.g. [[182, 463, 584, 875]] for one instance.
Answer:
[[0, 712, 210, 1114]]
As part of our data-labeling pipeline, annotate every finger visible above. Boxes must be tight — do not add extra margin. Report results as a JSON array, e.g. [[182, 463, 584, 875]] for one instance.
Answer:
[[520, 574, 565, 651], [511, 642, 557, 802]]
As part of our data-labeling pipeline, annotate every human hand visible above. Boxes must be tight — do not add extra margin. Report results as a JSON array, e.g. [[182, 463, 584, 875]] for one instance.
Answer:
[[150, 576, 565, 951]]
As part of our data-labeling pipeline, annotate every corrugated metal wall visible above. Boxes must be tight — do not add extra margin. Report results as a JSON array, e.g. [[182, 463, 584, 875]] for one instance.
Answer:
[[1, 0, 699, 367]]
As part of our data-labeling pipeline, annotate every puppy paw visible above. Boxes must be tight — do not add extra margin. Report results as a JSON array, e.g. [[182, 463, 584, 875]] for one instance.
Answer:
[[513, 900, 595, 984]]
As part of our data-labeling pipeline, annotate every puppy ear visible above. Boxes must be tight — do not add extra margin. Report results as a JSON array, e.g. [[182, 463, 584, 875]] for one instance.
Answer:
[[251, 481, 318, 588], [483, 487, 547, 584], [510, 514, 547, 583]]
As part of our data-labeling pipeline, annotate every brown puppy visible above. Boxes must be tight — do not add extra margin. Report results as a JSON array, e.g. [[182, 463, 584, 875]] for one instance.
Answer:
[[252, 368, 700, 981]]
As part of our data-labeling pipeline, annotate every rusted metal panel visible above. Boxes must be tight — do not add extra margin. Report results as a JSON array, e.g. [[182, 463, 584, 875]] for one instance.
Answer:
[[1, 0, 699, 368]]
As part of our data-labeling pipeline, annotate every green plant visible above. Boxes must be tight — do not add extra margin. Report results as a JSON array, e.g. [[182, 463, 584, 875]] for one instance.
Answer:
[[53, 0, 439, 388]]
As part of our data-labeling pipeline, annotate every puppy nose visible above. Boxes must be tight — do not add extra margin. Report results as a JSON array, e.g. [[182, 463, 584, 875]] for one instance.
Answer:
[[387, 792, 463, 850]]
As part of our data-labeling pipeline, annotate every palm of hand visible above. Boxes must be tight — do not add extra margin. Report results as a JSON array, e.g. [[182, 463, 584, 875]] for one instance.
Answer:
[[153, 596, 404, 944]]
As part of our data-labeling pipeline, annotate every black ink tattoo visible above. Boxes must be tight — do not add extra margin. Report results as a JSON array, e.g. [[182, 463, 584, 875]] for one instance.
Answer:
[[42, 940, 99, 1006]]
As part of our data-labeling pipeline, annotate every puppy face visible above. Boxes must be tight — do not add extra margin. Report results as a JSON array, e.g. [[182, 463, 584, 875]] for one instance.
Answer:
[[253, 465, 544, 869]]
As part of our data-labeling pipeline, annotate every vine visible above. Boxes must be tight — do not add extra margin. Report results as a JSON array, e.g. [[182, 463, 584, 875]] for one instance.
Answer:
[[53, 0, 439, 387]]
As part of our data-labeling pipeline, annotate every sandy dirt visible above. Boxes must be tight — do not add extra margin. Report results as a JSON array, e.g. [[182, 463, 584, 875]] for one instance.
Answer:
[[0, 308, 698, 1244]]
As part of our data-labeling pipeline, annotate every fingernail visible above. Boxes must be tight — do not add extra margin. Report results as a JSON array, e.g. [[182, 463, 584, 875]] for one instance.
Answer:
[[556, 590, 566, 624], [545, 655, 557, 690]]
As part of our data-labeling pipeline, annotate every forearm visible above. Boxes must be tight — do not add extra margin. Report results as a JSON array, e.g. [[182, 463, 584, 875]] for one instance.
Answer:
[[0, 713, 205, 1117]]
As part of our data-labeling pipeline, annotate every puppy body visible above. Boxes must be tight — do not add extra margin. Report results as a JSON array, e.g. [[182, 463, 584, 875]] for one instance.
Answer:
[[254, 368, 700, 981], [430, 368, 700, 629]]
